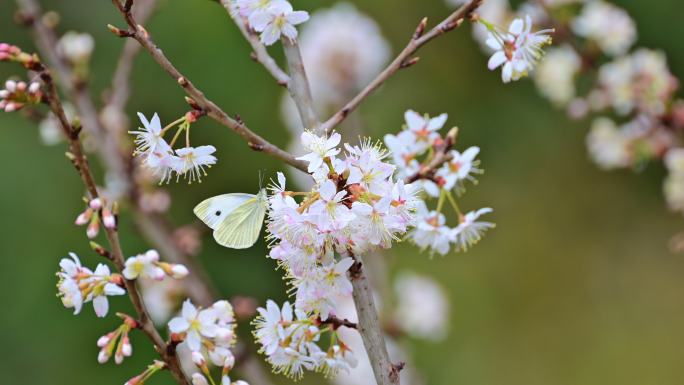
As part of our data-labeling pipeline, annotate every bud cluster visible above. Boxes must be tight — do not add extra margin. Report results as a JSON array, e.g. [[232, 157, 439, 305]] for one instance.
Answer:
[[0, 79, 42, 112], [75, 197, 117, 239]]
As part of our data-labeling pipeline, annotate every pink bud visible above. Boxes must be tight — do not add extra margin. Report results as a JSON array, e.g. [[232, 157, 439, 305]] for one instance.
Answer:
[[28, 82, 40, 94], [145, 249, 160, 261], [97, 333, 112, 348], [191, 351, 206, 367], [4, 102, 18, 112], [170, 264, 189, 279], [0, 43, 9, 51], [16, 81, 26, 91], [223, 353, 235, 370], [192, 373, 209, 385], [5, 80, 16, 92], [124, 374, 143, 385], [97, 349, 110, 364], [89, 198, 103, 210], [87, 219, 100, 239], [75, 209, 92, 225], [0, 90, 8, 98], [0, 52, 8, 61], [102, 209, 116, 229], [114, 351, 124, 364], [122, 340, 132, 357]]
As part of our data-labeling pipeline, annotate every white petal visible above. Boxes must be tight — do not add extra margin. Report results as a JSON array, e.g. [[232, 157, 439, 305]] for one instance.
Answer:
[[509, 18, 524, 35], [182, 299, 197, 320], [168, 317, 190, 333], [93, 296, 109, 318], [488, 51, 507, 70], [286, 11, 309, 25]]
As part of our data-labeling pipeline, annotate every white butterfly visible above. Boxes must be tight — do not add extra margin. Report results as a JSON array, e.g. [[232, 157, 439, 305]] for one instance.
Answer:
[[193, 189, 268, 249]]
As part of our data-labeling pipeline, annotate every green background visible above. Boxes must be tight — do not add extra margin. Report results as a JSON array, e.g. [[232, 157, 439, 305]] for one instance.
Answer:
[[1, 0, 684, 384]]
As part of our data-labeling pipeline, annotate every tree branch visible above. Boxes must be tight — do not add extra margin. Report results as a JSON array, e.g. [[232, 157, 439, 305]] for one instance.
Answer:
[[319, 0, 483, 134], [36, 60, 191, 385], [349, 253, 400, 385], [109, 0, 308, 172], [219, 0, 289, 86], [281, 39, 320, 132]]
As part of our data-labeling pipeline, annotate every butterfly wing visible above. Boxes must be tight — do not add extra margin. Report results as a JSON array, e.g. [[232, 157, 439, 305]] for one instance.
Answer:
[[213, 191, 267, 249], [193, 193, 254, 231]]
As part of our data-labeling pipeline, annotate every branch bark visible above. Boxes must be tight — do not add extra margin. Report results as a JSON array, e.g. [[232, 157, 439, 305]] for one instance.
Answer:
[[282, 39, 320, 132], [319, 0, 483, 134], [349, 253, 400, 385], [36, 60, 191, 385], [110, 0, 308, 172], [219, 0, 290, 86]]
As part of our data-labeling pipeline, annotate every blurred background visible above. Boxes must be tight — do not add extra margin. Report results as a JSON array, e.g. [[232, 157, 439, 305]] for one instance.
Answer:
[[1, 0, 684, 384]]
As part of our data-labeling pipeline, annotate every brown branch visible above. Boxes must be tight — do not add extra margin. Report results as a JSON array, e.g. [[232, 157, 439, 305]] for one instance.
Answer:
[[349, 253, 400, 385], [316, 315, 358, 330], [319, 0, 483, 134], [109, 0, 308, 173], [282, 39, 320, 131], [16, 0, 131, 193], [219, 0, 289, 86], [35, 60, 190, 385]]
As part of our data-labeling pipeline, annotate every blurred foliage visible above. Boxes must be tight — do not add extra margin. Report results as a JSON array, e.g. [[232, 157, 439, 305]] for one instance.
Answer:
[[1, 0, 684, 384]]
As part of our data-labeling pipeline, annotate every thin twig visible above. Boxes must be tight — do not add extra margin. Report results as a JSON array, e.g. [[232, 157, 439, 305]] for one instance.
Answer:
[[36, 60, 191, 385], [281, 39, 320, 131], [219, 0, 289, 86], [349, 253, 400, 385], [16, 0, 131, 194], [109, 0, 308, 172], [320, 0, 483, 134]]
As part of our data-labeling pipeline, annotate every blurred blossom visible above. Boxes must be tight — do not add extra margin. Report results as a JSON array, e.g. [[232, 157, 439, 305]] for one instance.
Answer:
[[664, 149, 684, 214], [394, 272, 450, 341], [38, 102, 76, 145], [139, 277, 185, 325], [534, 45, 581, 106], [572, 0, 636, 57], [174, 225, 203, 256], [596, 49, 678, 116], [57, 31, 95, 63], [586, 117, 631, 170], [298, 3, 390, 108]]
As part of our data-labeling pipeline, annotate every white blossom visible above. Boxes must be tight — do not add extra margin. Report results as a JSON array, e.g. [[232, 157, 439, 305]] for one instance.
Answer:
[[452, 208, 495, 252], [250, 1, 310, 46], [534, 45, 582, 106], [572, 0, 636, 56], [486, 15, 554, 83], [394, 272, 450, 341], [57, 31, 94, 63]]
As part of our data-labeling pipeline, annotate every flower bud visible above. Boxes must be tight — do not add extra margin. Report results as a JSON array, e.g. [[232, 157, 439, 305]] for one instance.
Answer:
[[97, 349, 110, 364], [191, 351, 206, 367], [223, 353, 235, 371], [5, 80, 16, 92], [114, 351, 124, 364], [0, 90, 8, 98], [234, 381, 249, 385], [89, 197, 103, 210], [87, 217, 100, 239], [124, 374, 143, 385], [16, 81, 26, 92], [75, 208, 92, 225], [97, 333, 113, 348], [221, 376, 231, 385], [170, 264, 189, 279], [28, 82, 40, 94], [145, 249, 160, 261], [121, 336, 132, 356], [191, 373, 209, 385], [102, 208, 116, 229]]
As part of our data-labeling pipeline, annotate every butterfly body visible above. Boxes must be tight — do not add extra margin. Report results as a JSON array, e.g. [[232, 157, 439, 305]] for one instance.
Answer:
[[194, 189, 268, 249]]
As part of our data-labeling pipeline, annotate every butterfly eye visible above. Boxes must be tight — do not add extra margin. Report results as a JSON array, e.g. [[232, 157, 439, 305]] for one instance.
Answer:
[[215, 211, 221, 216]]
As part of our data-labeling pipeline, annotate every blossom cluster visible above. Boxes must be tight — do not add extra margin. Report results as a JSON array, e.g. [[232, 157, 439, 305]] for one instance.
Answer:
[[233, 0, 309, 46], [253, 300, 356, 379], [168, 299, 246, 385], [0, 79, 42, 112], [57, 252, 126, 318], [455, 0, 683, 220], [385, 110, 495, 255], [130, 112, 217, 184], [97, 313, 138, 364], [75, 197, 117, 238]]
